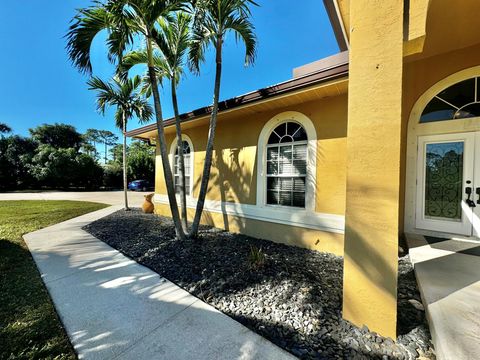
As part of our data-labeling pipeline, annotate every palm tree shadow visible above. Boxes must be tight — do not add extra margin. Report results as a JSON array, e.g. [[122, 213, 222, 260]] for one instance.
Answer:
[[85, 209, 429, 359]]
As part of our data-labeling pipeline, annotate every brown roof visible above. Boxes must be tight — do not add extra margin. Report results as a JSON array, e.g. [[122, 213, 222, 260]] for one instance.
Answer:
[[126, 62, 349, 138]]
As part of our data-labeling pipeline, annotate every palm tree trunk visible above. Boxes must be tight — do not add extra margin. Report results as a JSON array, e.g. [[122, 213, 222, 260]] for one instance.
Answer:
[[172, 81, 188, 232], [190, 38, 223, 238], [122, 114, 129, 211], [146, 37, 186, 240]]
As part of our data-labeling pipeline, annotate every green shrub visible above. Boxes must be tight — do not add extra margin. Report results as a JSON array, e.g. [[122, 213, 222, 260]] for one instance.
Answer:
[[248, 245, 266, 270], [103, 162, 123, 189]]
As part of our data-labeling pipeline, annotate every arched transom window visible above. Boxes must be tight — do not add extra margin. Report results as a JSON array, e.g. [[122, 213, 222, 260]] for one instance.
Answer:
[[421, 77, 480, 122], [174, 140, 192, 195], [266, 121, 308, 207]]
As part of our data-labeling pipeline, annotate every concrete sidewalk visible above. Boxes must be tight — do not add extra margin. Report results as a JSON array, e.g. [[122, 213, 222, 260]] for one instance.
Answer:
[[24, 206, 294, 360], [0, 191, 150, 207], [407, 234, 480, 360]]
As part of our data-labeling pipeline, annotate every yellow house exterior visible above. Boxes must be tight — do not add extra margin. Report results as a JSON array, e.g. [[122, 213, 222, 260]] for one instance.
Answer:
[[127, 0, 480, 339]]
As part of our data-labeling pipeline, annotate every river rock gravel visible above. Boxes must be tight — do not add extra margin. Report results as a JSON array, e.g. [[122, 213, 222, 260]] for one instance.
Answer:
[[84, 209, 435, 360]]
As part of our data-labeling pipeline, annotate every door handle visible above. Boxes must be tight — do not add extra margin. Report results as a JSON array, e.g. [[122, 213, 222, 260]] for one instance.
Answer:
[[466, 186, 476, 207]]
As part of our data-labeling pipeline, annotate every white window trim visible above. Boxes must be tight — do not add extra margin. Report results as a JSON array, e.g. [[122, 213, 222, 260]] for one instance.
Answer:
[[153, 194, 344, 234], [169, 134, 194, 197], [155, 114, 345, 234], [256, 111, 317, 212]]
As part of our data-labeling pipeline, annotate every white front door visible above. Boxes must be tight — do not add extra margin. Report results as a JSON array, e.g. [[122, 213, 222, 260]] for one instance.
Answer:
[[416, 132, 477, 236]]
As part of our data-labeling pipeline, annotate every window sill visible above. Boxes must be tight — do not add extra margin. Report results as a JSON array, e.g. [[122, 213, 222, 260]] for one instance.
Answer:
[[154, 194, 345, 234]]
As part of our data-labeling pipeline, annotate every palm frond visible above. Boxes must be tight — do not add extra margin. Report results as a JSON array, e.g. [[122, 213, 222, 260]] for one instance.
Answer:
[[224, 13, 257, 65], [188, 0, 257, 73], [88, 74, 153, 131], [121, 49, 150, 72], [121, 49, 168, 84], [132, 98, 154, 124], [87, 76, 118, 114], [114, 108, 126, 130], [66, 5, 114, 74], [139, 72, 154, 97], [153, 11, 192, 83]]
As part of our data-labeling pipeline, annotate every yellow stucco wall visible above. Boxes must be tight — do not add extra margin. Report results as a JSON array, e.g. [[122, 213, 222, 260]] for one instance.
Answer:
[[154, 94, 348, 255], [342, 0, 404, 339], [154, 203, 345, 255]]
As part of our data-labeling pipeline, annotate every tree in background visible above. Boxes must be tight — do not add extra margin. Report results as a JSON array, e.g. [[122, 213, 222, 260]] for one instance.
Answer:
[[29, 145, 103, 189], [187, 0, 257, 237], [127, 140, 155, 181], [83, 128, 101, 158], [105, 141, 154, 189], [97, 130, 118, 164], [0, 124, 135, 191], [29, 123, 83, 150], [0, 123, 12, 135], [81, 142, 97, 157], [27, 124, 103, 189], [109, 143, 123, 163], [0, 135, 36, 190], [87, 75, 153, 210], [103, 161, 123, 189]]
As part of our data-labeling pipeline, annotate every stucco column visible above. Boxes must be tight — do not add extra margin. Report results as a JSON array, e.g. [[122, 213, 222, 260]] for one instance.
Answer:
[[343, 0, 404, 338]]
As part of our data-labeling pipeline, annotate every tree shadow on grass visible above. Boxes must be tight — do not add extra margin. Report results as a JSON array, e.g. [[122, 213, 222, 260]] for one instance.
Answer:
[[0, 239, 75, 359]]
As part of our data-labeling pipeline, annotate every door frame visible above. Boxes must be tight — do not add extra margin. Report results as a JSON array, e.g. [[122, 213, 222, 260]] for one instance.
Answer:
[[415, 132, 474, 236], [405, 66, 480, 238]]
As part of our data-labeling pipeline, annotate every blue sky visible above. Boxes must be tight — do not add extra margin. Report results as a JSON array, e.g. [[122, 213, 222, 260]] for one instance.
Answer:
[[0, 0, 338, 154]]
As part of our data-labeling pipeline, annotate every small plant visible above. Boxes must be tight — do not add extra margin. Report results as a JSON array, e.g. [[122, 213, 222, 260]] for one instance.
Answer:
[[249, 245, 266, 270]]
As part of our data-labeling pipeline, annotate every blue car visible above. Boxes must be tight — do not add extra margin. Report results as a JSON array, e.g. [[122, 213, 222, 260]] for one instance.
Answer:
[[127, 180, 153, 192]]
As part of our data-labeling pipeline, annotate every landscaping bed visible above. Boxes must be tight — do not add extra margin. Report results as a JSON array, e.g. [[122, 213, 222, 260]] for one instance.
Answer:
[[84, 209, 435, 360]]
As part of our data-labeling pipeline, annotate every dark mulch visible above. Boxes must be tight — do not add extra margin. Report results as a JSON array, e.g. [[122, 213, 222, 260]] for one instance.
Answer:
[[84, 209, 435, 360]]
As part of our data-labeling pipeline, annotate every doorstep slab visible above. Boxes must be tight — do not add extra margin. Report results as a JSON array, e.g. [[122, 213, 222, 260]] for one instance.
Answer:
[[407, 234, 480, 360], [24, 206, 294, 360]]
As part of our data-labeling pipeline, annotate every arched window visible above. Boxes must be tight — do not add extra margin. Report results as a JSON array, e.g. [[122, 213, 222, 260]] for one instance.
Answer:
[[170, 137, 194, 196], [266, 122, 308, 207], [420, 77, 480, 122]]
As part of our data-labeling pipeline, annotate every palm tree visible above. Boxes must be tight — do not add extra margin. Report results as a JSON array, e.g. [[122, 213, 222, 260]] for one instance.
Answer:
[[158, 12, 192, 233], [122, 12, 192, 232], [66, 0, 188, 239], [0, 123, 12, 135], [87, 75, 153, 210], [188, 0, 257, 237]]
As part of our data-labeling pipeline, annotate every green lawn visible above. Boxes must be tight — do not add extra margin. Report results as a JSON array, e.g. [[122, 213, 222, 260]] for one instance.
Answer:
[[0, 200, 108, 360]]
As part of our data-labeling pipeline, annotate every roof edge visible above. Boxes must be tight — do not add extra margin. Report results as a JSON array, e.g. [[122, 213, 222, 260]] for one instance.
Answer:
[[323, 0, 349, 52], [126, 62, 349, 138]]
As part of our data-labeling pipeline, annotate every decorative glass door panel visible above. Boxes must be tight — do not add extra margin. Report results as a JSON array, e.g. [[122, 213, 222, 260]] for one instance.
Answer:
[[424, 142, 464, 220], [416, 133, 474, 236]]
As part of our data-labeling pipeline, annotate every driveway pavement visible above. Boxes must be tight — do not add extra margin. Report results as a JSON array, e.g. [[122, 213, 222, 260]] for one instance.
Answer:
[[0, 191, 150, 207], [23, 206, 294, 360]]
